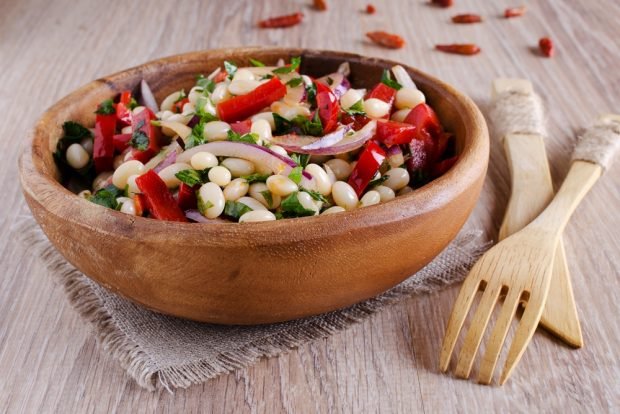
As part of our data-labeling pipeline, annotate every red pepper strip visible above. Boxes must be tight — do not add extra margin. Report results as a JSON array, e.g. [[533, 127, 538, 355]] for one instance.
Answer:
[[217, 77, 287, 123], [340, 113, 372, 131], [113, 133, 132, 153], [347, 141, 386, 197], [93, 113, 116, 173], [230, 119, 253, 135], [172, 97, 189, 114], [314, 80, 331, 95], [258, 12, 304, 28], [375, 120, 417, 146], [407, 139, 429, 171], [404, 103, 443, 168], [177, 183, 198, 210], [135, 170, 187, 222], [116, 91, 133, 126], [366, 82, 397, 106], [213, 70, 228, 83], [134, 193, 148, 217], [431, 155, 458, 178], [130, 108, 160, 163], [316, 90, 340, 133]]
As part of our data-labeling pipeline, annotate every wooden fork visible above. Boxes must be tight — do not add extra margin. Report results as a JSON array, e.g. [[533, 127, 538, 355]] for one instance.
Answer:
[[439, 157, 604, 384]]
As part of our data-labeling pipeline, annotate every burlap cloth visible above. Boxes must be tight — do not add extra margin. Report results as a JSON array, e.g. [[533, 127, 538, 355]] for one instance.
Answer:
[[15, 216, 488, 391]]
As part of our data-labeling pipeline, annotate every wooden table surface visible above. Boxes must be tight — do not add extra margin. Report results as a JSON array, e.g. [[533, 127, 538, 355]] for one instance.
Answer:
[[2, 0, 619, 412]]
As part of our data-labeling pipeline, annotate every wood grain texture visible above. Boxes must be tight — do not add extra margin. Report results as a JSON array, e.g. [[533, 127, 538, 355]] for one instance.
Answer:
[[1, 0, 619, 412]]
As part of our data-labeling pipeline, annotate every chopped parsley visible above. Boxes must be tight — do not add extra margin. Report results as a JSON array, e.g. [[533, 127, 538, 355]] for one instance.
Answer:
[[129, 127, 149, 151], [260, 73, 274, 80], [381, 69, 403, 90], [185, 122, 207, 149], [195, 96, 218, 122], [288, 166, 303, 184], [224, 61, 238, 79], [273, 112, 322, 137], [368, 175, 389, 188], [224, 200, 253, 219], [227, 130, 258, 144], [280, 192, 315, 217], [290, 153, 310, 168], [173, 89, 187, 103], [241, 173, 271, 183], [286, 77, 303, 87], [260, 190, 274, 208], [272, 56, 301, 74], [344, 99, 366, 116], [326, 76, 334, 86], [94, 99, 115, 115], [249, 58, 265, 67], [175, 169, 209, 187], [300, 188, 328, 204], [305, 81, 317, 107], [197, 193, 214, 214], [196, 74, 216, 94], [88, 185, 123, 210]]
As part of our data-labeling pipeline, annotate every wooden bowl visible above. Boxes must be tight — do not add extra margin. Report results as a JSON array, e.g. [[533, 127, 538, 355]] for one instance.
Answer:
[[19, 48, 488, 324]]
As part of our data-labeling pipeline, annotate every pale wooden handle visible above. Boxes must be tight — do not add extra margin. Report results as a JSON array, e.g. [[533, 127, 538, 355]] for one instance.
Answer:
[[501, 133, 583, 347], [531, 161, 602, 238]]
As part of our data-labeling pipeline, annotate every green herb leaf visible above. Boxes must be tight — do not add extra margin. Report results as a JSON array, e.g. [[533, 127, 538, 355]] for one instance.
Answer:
[[305, 81, 317, 107], [195, 96, 218, 122], [290, 153, 310, 168], [381, 69, 403, 90], [196, 75, 216, 94], [174, 89, 187, 103], [288, 166, 303, 184], [344, 99, 366, 116], [185, 122, 207, 149], [95, 99, 115, 115], [175, 169, 209, 187], [129, 130, 149, 151], [272, 113, 322, 137], [88, 185, 123, 210], [368, 175, 389, 188], [300, 188, 328, 203], [224, 200, 253, 219], [224, 61, 238, 79], [280, 192, 315, 217], [286, 77, 303, 87], [242, 173, 271, 183], [53, 121, 93, 176], [62, 121, 92, 141], [272, 56, 301, 74], [260, 190, 273, 208], [260, 73, 274, 80], [197, 193, 214, 215], [249, 58, 265, 67], [227, 130, 258, 144], [326, 77, 334, 86], [128, 97, 139, 110]]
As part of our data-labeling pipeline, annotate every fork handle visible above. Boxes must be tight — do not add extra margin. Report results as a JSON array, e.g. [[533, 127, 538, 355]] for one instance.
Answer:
[[530, 160, 602, 239]]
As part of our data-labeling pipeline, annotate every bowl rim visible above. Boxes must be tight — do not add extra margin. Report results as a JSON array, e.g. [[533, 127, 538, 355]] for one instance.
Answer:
[[19, 47, 489, 247]]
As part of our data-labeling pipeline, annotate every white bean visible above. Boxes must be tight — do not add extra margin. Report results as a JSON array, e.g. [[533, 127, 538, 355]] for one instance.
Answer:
[[78, 190, 91, 199], [220, 158, 255, 177], [158, 110, 174, 122], [271, 101, 311, 120], [268, 145, 289, 157], [112, 160, 145, 189], [158, 162, 192, 189], [297, 192, 320, 215], [387, 151, 405, 169], [121, 125, 133, 134], [249, 182, 281, 208], [383, 168, 410, 191], [251, 112, 275, 130], [323, 164, 337, 184], [126, 174, 140, 197], [340, 89, 364, 110], [119, 198, 137, 215], [236, 196, 268, 211], [132, 106, 146, 115], [398, 186, 414, 196], [321, 206, 346, 215], [210, 83, 230, 104], [160, 91, 185, 112], [191, 151, 218, 170], [203, 121, 231, 141], [363, 98, 391, 119], [228, 79, 260, 96], [188, 86, 202, 105], [375, 185, 396, 202], [251, 119, 273, 143], [391, 108, 411, 123], [305, 164, 332, 195], [324, 159, 352, 181], [395, 88, 425, 110], [239, 210, 276, 223], [360, 190, 381, 207], [66, 143, 89, 169], [332, 181, 358, 210], [232, 68, 255, 82], [223, 178, 249, 201], [208, 166, 232, 187], [266, 175, 298, 196], [198, 182, 226, 219]]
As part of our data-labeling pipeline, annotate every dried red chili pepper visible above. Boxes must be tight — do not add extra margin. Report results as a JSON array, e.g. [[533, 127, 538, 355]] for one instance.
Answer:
[[313, 0, 327, 11], [452, 14, 483, 24], [505, 6, 526, 18], [366, 31, 405, 49], [539, 37, 554, 57], [431, 0, 453, 7], [258, 12, 304, 28], [366, 4, 376, 14], [435, 43, 481, 55]]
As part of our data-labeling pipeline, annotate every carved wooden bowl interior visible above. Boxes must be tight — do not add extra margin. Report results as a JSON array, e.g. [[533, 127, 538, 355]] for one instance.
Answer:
[[19, 48, 489, 324]]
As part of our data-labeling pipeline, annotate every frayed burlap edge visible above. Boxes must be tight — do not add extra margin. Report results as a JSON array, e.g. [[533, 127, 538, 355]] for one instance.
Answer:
[[13, 215, 489, 391]]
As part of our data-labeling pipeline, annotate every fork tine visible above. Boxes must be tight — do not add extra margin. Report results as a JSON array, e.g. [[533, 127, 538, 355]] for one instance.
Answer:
[[499, 293, 546, 385], [477, 288, 523, 384], [454, 282, 503, 379], [439, 273, 485, 372]]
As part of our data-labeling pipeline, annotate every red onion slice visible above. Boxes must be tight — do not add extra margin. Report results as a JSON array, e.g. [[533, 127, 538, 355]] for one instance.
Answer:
[[273, 121, 377, 155], [140, 79, 159, 113], [301, 125, 350, 150], [316, 72, 351, 99], [152, 150, 177, 173]]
